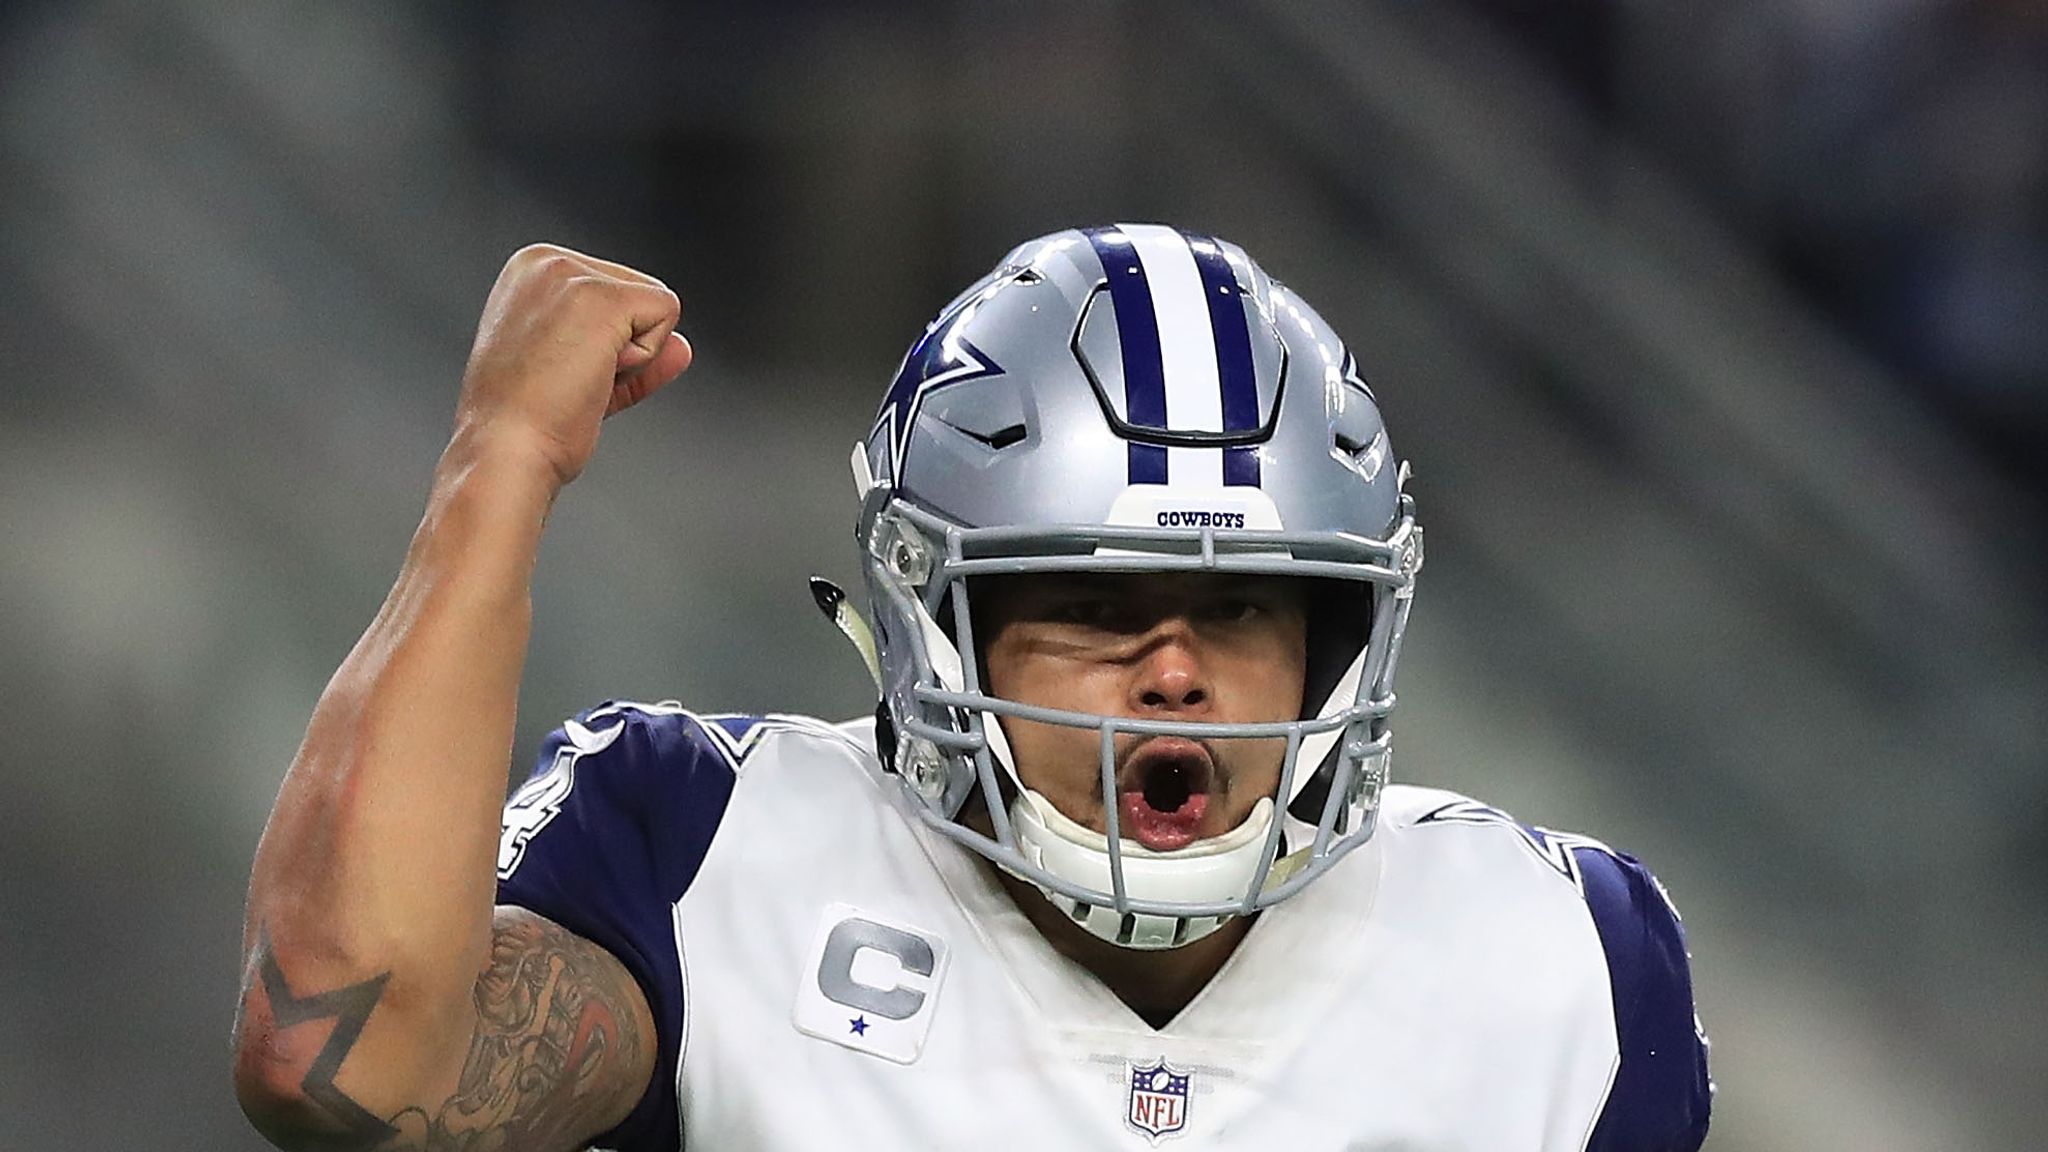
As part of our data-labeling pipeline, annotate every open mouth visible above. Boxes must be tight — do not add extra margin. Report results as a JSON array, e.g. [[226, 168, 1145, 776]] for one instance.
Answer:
[[1116, 738, 1215, 851]]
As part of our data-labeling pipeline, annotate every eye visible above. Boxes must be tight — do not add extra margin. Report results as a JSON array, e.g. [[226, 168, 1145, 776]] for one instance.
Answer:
[[1204, 598, 1264, 623], [1037, 592, 1158, 634], [1048, 598, 1117, 626]]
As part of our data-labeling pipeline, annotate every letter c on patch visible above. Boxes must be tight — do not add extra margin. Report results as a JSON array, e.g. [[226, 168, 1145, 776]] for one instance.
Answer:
[[815, 916, 936, 1020]]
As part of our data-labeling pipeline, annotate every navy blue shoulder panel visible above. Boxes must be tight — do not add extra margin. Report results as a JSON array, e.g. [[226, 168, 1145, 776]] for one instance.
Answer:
[[1576, 847, 1712, 1152], [494, 702, 742, 1152]]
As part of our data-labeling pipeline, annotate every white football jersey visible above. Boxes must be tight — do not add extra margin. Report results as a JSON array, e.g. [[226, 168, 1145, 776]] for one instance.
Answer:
[[496, 702, 1709, 1151]]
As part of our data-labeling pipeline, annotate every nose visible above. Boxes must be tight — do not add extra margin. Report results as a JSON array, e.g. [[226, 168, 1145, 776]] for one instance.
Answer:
[[1130, 621, 1211, 714]]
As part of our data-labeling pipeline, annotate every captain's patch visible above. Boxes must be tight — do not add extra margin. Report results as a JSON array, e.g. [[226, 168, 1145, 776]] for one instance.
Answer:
[[792, 904, 950, 1064]]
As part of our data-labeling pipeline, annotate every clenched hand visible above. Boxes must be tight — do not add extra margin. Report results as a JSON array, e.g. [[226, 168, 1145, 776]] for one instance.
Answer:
[[453, 243, 694, 489]]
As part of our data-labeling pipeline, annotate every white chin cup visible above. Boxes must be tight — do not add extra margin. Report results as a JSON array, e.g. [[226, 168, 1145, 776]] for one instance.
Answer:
[[1007, 790, 1275, 950]]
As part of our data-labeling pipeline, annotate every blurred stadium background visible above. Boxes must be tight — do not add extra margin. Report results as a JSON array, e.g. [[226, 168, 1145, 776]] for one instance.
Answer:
[[2, 2, 2044, 1148]]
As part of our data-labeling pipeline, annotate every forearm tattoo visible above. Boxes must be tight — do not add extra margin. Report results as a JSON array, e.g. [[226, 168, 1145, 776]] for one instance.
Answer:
[[245, 910, 650, 1151]]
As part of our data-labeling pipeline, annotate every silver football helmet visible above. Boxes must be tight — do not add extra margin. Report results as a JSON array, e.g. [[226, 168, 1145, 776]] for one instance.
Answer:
[[851, 224, 1420, 949]]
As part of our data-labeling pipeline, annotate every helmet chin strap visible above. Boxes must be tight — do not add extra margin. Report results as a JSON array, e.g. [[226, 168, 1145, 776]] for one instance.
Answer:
[[984, 692, 1283, 950], [1009, 792, 1276, 950]]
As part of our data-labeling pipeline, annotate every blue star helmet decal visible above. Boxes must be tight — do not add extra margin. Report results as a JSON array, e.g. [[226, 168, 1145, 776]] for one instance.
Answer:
[[872, 293, 1006, 478]]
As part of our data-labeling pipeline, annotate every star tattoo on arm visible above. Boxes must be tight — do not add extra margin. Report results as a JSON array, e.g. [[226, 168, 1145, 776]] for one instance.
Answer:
[[238, 907, 654, 1152], [253, 928, 398, 1144]]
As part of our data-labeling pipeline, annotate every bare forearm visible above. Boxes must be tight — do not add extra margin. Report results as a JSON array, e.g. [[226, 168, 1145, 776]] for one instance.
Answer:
[[233, 244, 689, 1149], [245, 433, 556, 1046]]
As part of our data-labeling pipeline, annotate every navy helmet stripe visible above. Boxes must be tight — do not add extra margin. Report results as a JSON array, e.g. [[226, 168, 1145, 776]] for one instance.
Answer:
[[1186, 233, 1261, 431], [1085, 226, 1170, 485], [1129, 442, 1168, 484], [1223, 446, 1260, 486], [1188, 231, 1262, 486]]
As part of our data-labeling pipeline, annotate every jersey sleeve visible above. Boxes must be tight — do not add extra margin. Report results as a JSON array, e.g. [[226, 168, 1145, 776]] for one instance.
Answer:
[[1576, 847, 1713, 1152], [494, 702, 739, 1152]]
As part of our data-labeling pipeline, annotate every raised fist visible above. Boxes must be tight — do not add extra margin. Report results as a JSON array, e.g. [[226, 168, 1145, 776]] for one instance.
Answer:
[[452, 244, 693, 488]]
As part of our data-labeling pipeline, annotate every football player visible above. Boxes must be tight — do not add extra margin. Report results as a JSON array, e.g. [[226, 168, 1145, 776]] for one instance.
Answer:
[[234, 227, 1710, 1150]]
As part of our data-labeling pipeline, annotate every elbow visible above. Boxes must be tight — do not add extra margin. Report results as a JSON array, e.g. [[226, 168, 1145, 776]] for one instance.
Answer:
[[230, 961, 400, 1151], [229, 928, 471, 1149], [231, 1036, 323, 1151], [232, 954, 299, 1145], [231, 1029, 402, 1152]]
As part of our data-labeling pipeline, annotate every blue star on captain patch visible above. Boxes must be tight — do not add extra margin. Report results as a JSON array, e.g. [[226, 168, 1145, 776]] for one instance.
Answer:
[[849, 1016, 869, 1036]]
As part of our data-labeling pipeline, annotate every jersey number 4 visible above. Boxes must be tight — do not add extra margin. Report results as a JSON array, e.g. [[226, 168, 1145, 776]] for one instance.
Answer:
[[496, 717, 625, 879]]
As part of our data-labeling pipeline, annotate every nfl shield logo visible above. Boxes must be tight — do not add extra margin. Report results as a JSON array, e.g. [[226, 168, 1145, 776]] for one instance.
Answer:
[[1125, 1059, 1190, 1141]]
